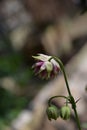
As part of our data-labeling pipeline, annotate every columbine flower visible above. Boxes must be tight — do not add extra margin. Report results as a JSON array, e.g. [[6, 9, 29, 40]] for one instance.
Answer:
[[32, 54, 60, 79]]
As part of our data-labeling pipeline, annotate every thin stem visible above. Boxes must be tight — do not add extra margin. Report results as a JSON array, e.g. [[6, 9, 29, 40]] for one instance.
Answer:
[[52, 56, 82, 130], [73, 107, 82, 130], [52, 56, 71, 96], [48, 95, 69, 106]]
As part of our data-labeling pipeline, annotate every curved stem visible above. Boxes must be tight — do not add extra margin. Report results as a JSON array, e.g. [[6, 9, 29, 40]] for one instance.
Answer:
[[48, 95, 69, 106], [52, 56, 71, 96], [51, 56, 82, 130]]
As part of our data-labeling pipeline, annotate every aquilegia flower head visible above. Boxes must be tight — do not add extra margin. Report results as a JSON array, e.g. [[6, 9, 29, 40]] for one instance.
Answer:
[[32, 54, 60, 79]]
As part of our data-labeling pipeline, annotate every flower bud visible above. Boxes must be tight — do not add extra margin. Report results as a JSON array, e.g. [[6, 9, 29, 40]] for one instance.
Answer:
[[46, 105, 59, 121], [60, 106, 71, 120]]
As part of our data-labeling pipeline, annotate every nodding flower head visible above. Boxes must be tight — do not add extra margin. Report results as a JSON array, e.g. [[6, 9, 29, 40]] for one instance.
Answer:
[[32, 54, 60, 79]]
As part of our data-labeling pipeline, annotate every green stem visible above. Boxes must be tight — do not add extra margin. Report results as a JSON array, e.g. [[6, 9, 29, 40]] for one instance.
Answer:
[[52, 57, 71, 95], [52, 56, 82, 130], [74, 107, 82, 130], [48, 95, 69, 106]]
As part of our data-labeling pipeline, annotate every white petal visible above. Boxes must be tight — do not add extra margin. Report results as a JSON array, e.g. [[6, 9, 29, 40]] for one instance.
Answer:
[[38, 54, 51, 61], [51, 59, 60, 68]]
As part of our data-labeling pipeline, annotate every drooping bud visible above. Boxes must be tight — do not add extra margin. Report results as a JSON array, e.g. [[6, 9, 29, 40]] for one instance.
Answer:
[[46, 105, 59, 121], [60, 105, 71, 120]]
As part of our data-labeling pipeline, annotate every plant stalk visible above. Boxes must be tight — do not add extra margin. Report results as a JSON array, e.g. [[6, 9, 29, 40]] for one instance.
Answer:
[[52, 56, 82, 130]]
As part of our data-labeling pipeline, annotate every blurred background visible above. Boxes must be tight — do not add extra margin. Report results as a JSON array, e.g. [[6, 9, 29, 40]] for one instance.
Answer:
[[0, 0, 87, 130]]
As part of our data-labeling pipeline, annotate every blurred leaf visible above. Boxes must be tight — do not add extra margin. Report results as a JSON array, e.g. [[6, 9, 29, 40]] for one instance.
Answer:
[[5, 110, 20, 124], [0, 53, 33, 86], [0, 87, 28, 118], [0, 54, 22, 76], [0, 119, 7, 130], [0, 88, 15, 116]]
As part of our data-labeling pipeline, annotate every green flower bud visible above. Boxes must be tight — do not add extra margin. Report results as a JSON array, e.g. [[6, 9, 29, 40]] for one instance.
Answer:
[[46, 105, 59, 121], [60, 105, 71, 120]]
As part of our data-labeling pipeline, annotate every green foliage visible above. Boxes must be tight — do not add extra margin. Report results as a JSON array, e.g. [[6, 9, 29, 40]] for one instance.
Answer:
[[0, 87, 28, 115], [0, 54, 22, 76], [0, 37, 33, 129], [0, 53, 33, 85], [0, 87, 28, 127]]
